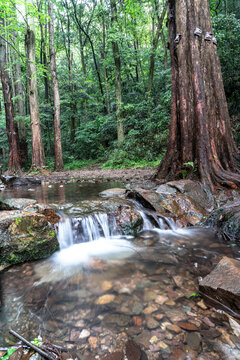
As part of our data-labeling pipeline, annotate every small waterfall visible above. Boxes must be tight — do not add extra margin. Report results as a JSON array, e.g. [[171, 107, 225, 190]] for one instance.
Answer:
[[57, 216, 74, 249]]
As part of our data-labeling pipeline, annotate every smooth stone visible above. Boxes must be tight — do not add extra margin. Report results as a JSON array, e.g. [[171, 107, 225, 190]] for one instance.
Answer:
[[96, 294, 115, 305], [186, 332, 201, 351], [199, 256, 240, 315], [99, 188, 126, 197]]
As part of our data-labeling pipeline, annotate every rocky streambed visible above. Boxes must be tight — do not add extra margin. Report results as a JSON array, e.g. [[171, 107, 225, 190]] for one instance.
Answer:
[[0, 177, 240, 360]]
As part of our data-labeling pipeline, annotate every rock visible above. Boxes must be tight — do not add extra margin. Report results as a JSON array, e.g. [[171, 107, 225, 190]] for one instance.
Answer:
[[186, 332, 201, 351], [204, 202, 240, 242], [156, 184, 177, 195], [88, 336, 98, 349], [166, 324, 182, 333], [104, 313, 131, 327], [133, 316, 143, 326], [103, 352, 124, 360], [79, 329, 90, 339], [229, 317, 240, 337], [143, 305, 158, 315], [0, 198, 37, 211], [155, 295, 168, 305], [96, 294, 115, 305], [166, 180, 214, 212], [114, 204, 142, 236], [146, 316, 159, 329], [99, 188, 126, 197], [101, 281, 113, 292], [0, 212, 58, 265], [197, 299, 207, 310], [177, 322, 198, 331], [126, 188, 207, 226], [125, 339, 141, 360], [144, 291, 157, 302], [199, 256, 240, 315], [1, 176, 41, 187], [134, 330, 152, 347]]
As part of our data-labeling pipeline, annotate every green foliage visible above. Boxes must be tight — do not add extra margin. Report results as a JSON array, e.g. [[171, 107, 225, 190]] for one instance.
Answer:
[[212, 14, 240, 146], [188, 293, 202, 299], [1, 348, 17, 360], [64, 159, 98, 170]]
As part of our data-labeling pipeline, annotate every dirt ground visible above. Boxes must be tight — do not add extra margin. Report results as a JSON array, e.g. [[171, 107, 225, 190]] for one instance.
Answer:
[[37, 165, 157, 184]]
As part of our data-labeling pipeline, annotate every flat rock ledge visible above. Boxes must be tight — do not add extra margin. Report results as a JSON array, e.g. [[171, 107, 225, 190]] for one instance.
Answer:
[[199, 256, 240, 318]]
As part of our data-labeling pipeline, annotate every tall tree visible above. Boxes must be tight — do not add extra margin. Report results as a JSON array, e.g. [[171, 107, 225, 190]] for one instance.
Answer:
[[25, 26, 45, 168], [147, 0, 167, 93], [110, 0, 124, 144], [48, 0, 63, 170], [0, 17, 22, 173], [155, 0, 240, 190]]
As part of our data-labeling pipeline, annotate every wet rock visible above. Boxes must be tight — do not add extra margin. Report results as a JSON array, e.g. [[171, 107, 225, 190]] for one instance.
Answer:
[[99, 188, 126, 197], [229, 317, 240, 337], [0, 212, 58, 265], [166, 324, 182, 333], [204, 202, 240, 242], [126, 188, 207, 226], [134, 330, 152, 347], [104, 313, 131, 327], [0, 198, 37, 211], [125, 339, 141, 360], [200, 329, 221, 339], [1, 176, 41, 187], [79, 329, 90, 339], [144, 291, 157, 302], [199, 256, 240, 315], [88, 336, 98, 349], [186, 332, 201, 351], [103, 352, 124, 360], [177, 322, 198, 331], [146, 316, 159, 330], [166, 180, 214, 212], [114, 204, 142, 236], [133, 316, 143, 326], [96, 294, 116, 305], [156, 184, 177, 195]]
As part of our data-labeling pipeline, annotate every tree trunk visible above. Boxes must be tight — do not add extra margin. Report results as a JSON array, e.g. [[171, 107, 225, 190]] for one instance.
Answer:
[[147, 1, 167, 93], [155, 0, 240, 190], [0, 18, 22, 173], [110, 0, 124, 144], [25, 27, 45, 169], [101, 0, 111, 115], [48, 0, 63, 171]]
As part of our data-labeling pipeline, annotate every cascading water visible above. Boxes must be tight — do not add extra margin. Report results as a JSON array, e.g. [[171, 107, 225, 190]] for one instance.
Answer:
[[53, 212, 137, 269]]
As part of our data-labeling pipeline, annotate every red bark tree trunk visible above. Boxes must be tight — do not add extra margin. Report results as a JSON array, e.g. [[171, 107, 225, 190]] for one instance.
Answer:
[[155, 0, 240, 190]]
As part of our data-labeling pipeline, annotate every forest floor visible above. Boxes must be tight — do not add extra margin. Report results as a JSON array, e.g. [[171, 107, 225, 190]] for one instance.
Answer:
[[35, 165, 156, 183]]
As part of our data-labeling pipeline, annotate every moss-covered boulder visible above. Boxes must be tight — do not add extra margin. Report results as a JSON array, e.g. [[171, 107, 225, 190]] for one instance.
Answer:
[[0, 212, 59, 266]]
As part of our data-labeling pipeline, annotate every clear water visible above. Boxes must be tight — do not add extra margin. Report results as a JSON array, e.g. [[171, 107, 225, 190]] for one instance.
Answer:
[[1, 182, 240, 359]]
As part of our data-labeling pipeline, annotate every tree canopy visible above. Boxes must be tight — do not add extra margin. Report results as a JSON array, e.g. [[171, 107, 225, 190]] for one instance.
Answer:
[[0, 0, 239, 184]]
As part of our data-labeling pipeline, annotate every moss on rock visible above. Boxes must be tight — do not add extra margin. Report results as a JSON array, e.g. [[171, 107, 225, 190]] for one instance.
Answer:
[[0, 213, 59, 266]]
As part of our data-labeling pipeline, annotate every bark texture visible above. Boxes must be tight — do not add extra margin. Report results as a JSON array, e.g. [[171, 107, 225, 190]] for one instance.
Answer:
[[48, 1, 63, 171], [155, 0, 240, 190], [25, 28, 45, 168], [0, 18, 21, 173]]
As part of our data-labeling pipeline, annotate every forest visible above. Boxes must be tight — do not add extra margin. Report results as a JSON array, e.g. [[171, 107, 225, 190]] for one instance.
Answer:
[[0, 0, 239, 179]]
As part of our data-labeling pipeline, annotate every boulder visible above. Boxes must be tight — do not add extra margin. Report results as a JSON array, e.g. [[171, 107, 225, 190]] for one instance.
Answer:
[[126, 188, 207, 226], [1, 176, 41, 187], [0, 198, 37, 211], [114, 204, 142, 236], [204, 201, 240, 242], [166, 180, 214, 212], [0, 211, 59, 266], [199, 257, 240, 316]]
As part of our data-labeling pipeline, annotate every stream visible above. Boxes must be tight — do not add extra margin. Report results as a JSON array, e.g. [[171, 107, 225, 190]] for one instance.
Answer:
[[1, 182, 240, 359]]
